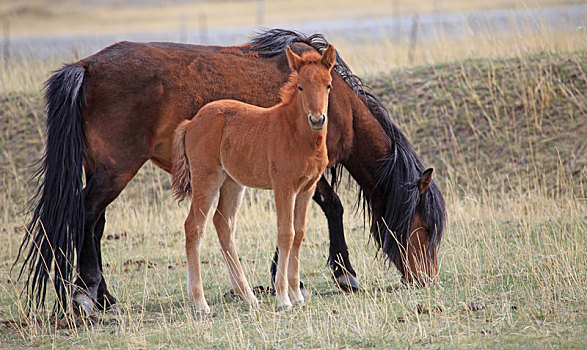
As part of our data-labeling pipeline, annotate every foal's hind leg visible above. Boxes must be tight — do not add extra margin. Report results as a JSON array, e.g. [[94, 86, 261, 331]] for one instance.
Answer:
[[185, 170, 224, 314], [213, 178, 258, 307]]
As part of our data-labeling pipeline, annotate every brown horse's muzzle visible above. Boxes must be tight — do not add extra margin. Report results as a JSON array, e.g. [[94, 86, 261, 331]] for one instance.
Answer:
[[308, 113, 326, 130], [401, 255, 438, 287], [401, 274, 437, 288]]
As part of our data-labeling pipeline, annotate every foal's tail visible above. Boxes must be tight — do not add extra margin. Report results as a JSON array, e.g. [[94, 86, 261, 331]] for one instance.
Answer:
[[171, 120, 192, 201], [14, 64, 87, 314]]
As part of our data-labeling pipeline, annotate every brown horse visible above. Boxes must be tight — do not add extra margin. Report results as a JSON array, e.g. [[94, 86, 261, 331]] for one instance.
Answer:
[[16, 29, 445, 315], [172, 46, 335, 312]]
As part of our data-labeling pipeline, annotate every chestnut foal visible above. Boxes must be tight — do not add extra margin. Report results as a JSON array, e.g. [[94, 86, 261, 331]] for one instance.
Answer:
[[172, 45, 336, 312]]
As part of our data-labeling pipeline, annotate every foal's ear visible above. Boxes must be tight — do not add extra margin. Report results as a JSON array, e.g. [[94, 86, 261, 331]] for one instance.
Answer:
[[418, 168, 433, 194], [286, 46, 302, 72], [321, 44, 336, 70]]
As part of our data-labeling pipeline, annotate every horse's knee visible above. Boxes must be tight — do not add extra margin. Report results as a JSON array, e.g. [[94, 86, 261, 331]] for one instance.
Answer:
[[184, 216, 205, 247], [212, 210, 235, 232], [314, 179, 344, 217], [329, 192, 343, 216], [293, 229, 305, 247], [277, 229, 294, 250]]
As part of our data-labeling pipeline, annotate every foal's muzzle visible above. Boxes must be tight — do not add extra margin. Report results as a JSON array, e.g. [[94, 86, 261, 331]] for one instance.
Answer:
[[308, 113, 326, 130]]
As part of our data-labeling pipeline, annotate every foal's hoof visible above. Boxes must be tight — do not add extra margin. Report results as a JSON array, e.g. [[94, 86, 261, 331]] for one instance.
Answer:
[[73, 293, 96, 317], [276, 303, 292, 312], [248, 297, 260, 309], [292, 298, 305, 308], [192, 299, 211, 315], [334, 274, 362, 293]]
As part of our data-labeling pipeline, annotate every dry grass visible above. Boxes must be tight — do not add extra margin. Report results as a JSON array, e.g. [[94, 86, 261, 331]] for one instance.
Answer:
[[0, 49, 585, 347], [0, 5, 586, 347]]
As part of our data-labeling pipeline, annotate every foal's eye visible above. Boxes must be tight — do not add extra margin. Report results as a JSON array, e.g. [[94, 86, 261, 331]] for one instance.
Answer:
[[298, 86, 303, 92], [326, 84, 332, 90]]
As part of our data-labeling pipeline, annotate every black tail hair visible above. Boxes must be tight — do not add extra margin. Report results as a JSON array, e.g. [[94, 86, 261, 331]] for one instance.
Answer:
[[14, 64, 87, 314]]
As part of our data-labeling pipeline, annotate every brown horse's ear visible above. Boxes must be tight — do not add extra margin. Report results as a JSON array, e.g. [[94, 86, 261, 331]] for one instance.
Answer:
[[286, 46, 302, 72], [321, 44, 336, 70], [418, 168, 433, 194]]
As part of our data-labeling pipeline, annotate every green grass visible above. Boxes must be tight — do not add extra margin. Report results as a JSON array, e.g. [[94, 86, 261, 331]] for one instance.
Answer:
[[0, 52, 585, 348]]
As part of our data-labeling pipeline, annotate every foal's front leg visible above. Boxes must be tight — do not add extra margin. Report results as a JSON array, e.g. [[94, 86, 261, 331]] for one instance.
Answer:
[[288, 187, 314, 305], [273, 187, 296, 311]]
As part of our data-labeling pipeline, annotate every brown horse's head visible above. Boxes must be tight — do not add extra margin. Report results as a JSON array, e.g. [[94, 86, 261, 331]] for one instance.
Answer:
[[400, 168, 442, 286], [284, 44, 336, 131]]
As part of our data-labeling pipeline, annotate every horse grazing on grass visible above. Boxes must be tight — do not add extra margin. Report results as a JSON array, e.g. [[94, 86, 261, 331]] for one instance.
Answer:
[[15, 29, 446, 316], [172, 45, 336, 312]]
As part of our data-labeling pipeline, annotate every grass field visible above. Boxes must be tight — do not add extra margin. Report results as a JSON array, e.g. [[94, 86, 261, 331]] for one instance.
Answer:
[[0, 8, 586, 348]]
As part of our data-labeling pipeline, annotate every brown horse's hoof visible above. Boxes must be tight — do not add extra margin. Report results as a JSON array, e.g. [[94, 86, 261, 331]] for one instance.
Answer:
[[73, 293, 96, 317], [334, 274, 362, 293], [300, 282, 308, 299], [97, 292, 119, 312]]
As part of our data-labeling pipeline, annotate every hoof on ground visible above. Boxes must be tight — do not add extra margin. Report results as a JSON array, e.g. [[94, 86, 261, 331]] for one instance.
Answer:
[[248, 297, 260, 309], [292, 299, 305, 308], [300, 282, 309, 299], [335, 274, 362, 293], [276, 303, 292, 312], [191, 300, 211, 316], [97, 293, 119, 312], [73, 293, 96, 317]]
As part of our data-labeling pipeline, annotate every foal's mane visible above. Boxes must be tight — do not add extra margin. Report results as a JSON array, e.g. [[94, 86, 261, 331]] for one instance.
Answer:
[[248, 29, 445, 269], [278, 51, 323, 105]]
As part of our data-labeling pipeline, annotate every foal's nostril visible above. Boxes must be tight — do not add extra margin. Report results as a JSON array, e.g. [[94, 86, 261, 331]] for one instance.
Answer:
[[309, 113, 326, 124]]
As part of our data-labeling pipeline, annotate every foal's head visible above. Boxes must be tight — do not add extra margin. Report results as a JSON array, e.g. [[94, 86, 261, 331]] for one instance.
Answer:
[[283, 45, 336, 131]]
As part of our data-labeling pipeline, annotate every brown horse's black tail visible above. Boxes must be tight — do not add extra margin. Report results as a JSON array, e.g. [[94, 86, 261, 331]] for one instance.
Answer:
[[14, 64, 87, 314], [171, 120, 192, 202]]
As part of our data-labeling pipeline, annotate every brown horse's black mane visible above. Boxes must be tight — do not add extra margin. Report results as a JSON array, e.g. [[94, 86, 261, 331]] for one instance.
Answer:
[[248, 29, 446, 269]]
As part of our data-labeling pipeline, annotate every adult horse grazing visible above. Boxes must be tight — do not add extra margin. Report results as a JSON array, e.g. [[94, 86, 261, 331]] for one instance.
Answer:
[[172, 45, 335, 312], [16, 29, 446, 316]]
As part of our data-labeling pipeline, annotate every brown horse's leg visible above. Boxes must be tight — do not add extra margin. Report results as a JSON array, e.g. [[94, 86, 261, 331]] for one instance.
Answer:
[[288, 186, 314, 305], [213, 177, 258, 307], [73, 163, 145, 315], [94, 213, 118, 310], [313, 176, 361, 292], [273, 186, 295, 311]]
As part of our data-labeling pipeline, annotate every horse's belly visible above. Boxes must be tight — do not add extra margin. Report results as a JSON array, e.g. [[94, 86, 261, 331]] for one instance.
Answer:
[[220, 145, 272, 189]]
